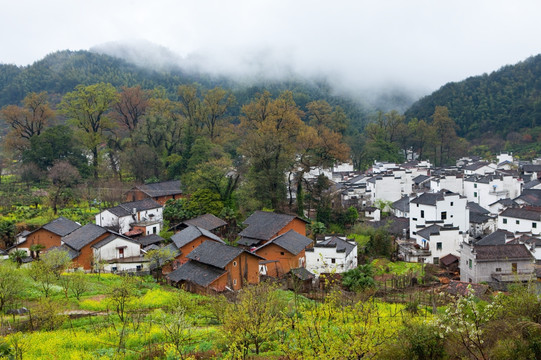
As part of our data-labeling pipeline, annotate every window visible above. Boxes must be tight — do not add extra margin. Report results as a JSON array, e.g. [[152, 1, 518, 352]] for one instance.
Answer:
[[512, 263, 517, 273], [441, 211, 447, 220], [433, 257, 439, 265], [474, 183, 477, 188], [136, 265, 142, 271], [233, 279, 237, 286], [153, 226, 157, 234], [516, 220, 520, 225], [118, 248, 124, 258], [495, 267, 501, 272], [412, 218, 417, 221], [112, 266, 117, 272], [503, 218, 507, 224], [420, 210, 424, 218], [469, 259, 472, 269], [280, 251, 285, 256], [474, 192, 477, 197], [534, 222, 537, 228], [331, 258, 336, 264], [233, 261, 237, 267], [450, 202, 454, 206], [436, 242, 442, 250]]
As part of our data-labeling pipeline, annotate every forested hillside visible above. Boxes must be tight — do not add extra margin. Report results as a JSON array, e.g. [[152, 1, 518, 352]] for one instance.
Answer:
[[405, 54, 541, 139]]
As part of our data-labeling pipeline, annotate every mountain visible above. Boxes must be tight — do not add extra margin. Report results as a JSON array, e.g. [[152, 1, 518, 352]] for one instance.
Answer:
[[404, 54, 541, 139]]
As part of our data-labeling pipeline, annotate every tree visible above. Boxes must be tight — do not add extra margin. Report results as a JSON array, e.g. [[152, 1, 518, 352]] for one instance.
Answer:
[[59, 83, 119, 179], [22, 125, 89, 176], [342, 264, 375, 292], [30, 261, 57, 297], [157, 299, 194, 357], [200, 87, 236, 141], [222, 282, 285, 357], [0, 220, 16, 249], [239, 91, 304, 209], [113, 85, 150, 134], [144, 247, 175, 280], [0, 261, 23, 312], [0, 91, 54, 151], [108, 276, 136, 322], [9, 250, 28, 267], [48, 161, 81, 215], [432, 106, 458, 166], [41, 248, 72, 278]]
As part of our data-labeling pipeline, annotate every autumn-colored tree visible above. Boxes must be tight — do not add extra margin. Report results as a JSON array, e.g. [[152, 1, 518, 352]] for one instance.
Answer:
[[200, 87, 236, 141], [113, 86, 150, 134], [239, 91, 304, 209], [59, 83, 119, 180], [0, 91, 54, 152]]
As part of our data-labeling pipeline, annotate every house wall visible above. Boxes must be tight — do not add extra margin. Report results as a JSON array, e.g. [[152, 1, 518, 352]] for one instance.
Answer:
[[25, 229, 63, 251], [305, 245, 358, 274], [460, 243, 534, 283], [464, 176, 522, 209], [96, 208, 163, 234], [424, 229, 462, 265], [277, 218, 307, 237], [430, 176, 464, 195], [223, 253, 260, 290], [71, 233, 110, 270], [93, 237, 141, 262], [410, 194, 469, 239], [498, 215, 541, 235], [125, 190, 182, 206], [176, 236, 218, 263], [255, 243, 306, 277], [370, 175, 411, 204]]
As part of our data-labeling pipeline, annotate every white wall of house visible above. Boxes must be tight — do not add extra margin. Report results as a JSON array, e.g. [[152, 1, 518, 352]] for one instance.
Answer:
[[369, 173, 414, 204], [104, 261, 148, 273], [464, 176, 522, 209], [93, 237, 141, 261], [305, 245, 358, 275], [410, 193, 469, 238], [464, 163, 497, 175], [416, 228, 462, 265], [470, 218, 497, 238], [498, 215, 541, 235], [430, 176, 464, 195], [96, 208, 163, 234]]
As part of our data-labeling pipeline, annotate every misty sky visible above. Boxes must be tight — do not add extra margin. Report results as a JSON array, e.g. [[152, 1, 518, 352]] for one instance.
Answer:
[[2, 0, 541, 94]]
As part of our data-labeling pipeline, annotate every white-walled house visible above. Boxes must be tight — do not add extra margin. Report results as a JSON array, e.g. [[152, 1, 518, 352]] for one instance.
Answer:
[[96, 199, 163, 235], [414, 224, 462, 265], [430, 175, 464, 195], [410, 190, 469, 239], [91, 233, 146, 272], [463, 174, 522, 209], [463, 162, 496, 175], [498, 207, 541, 236], [305, 236, 357, 275]]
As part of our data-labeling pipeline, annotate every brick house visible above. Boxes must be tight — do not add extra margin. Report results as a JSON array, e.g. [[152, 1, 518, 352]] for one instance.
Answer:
[[124, 180, 183, 206], [169, 225, 225, 266], [255, 230, 313, 277], [17, 217, 81, 254], [167, 240, 263, 293], [237, 211, 309, 248]]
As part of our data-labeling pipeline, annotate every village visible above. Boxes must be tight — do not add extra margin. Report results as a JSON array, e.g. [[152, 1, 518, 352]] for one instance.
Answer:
[[3, 152, 540, 295]]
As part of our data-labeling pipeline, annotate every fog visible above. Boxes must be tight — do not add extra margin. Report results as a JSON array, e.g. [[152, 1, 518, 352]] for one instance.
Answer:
[[2, 0, 541, 101]]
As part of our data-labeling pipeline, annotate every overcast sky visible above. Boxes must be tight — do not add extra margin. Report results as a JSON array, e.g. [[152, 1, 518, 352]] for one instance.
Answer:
[[2, 0, 541, 95]]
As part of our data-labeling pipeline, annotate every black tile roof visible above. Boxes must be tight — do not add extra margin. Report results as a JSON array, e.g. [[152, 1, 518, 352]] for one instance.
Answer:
[[314, 236, 356, 257], [440, 253, 459, 266], [39, 217, 81, 237], [413, 175, 430, 185], [469, 212, 492, 224], [290, 267, 315, 280], [417, 224, 441, 240], [186, 241, 244, 269], [392, 196, 410, 213], [464, 161, 491, 171], [62, 224, 108, 251], [106, 198, 162, 217], [467, 202, 490, 214], [474, 243, 533, 261], [500, 207, 541, 221], [256, 230, 312, 256], [524, 179, 541, 190], [240, 211, 307, 241], [183, 214, 227, 231], [92, 233, 139, 250], [135, 234, 165, 247], [371, 216, 409, 236], [133, 180, 183, 197], [489, 198, 518, 207], [410, 193, 444, 206], [167, 260, 226, 286], [171, 225, 224, 249], [515, 189, 541, 207], [475, 230, 514, 246], [522, 164, 541, 172]]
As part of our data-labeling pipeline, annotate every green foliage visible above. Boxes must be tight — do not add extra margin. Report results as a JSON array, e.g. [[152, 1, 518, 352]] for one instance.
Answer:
[[342, 264, 376, 292], [0, 261, 24, 312], [381, 320, 448, 360], [0, 219, 16, 248]]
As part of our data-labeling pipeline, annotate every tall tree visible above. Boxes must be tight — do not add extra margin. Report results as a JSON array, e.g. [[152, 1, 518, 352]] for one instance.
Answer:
[[48, 161, 81, 214], [200, 87, 236, 141], [113, 85, 150, 134], [239, 91, 303, 209], [0, 91, 54, 152], [432, 106, 458, 166], [59, 83, 119, 180]]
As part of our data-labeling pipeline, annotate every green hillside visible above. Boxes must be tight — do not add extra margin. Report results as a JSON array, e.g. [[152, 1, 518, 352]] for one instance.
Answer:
[[405, 54, 541, 139]]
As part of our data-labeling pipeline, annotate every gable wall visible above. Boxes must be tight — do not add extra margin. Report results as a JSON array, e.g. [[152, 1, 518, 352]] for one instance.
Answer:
[[25, 229, 62, 251], [256, 243, 305, 277]]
